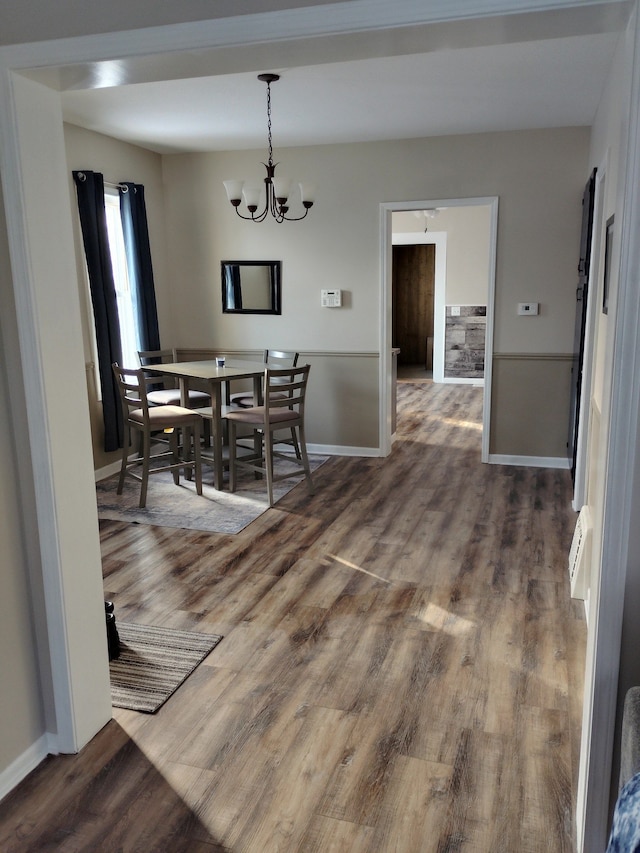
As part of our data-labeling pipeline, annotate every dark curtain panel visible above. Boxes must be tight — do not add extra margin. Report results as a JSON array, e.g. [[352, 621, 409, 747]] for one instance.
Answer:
[[72, 170, 124, 452], [118, 182, 161, 353]]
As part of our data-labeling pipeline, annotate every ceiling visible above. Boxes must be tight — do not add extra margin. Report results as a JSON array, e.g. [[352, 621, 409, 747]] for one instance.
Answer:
[[49, 1, 631, 155]]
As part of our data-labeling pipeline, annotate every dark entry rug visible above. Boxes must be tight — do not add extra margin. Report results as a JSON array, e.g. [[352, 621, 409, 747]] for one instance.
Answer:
[[110, 622, 223, 713]]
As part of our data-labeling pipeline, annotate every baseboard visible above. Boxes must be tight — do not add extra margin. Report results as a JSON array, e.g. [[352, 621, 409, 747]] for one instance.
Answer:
[[488, 453, 570, 469], [95, 460, 122, 481], [101, 445, 567, 470], [95, 443, 168, 482], [0, 732, 57, 802], [96, 443, 377, 484], [441, 377, 484, 387], [306, 443, 381, 457]]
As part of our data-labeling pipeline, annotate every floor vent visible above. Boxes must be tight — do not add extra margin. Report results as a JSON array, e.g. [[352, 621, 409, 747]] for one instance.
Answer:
[[569, 506, 591, 601]]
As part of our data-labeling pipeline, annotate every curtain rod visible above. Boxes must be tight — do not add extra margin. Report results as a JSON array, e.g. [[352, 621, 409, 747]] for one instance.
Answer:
[[104, 180, 134, 192], [74, 172, 136, 192]]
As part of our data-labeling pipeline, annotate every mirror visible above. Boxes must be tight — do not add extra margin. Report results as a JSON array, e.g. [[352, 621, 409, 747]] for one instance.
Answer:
[[221, 260, 282, 314]]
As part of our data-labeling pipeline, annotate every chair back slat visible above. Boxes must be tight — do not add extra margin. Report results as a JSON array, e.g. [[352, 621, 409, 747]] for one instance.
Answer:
[[264, 364, 310, 420], [265, 350, 299, 388], [264, 349, 299, 367], [138, 348, 175, 366], [138, 348, 178, 390], [113, 364, 152, 417]]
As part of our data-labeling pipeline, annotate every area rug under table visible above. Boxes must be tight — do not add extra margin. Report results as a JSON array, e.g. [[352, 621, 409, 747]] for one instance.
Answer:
[[110, 622, 223, 713], [96, 454, 327, 534]]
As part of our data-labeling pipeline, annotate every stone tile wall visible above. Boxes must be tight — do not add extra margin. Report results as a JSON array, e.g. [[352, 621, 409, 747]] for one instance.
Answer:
[[445, 305, 486, 379]]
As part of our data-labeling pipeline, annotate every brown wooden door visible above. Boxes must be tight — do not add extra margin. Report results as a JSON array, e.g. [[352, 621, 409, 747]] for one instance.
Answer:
[[392, 243, 435, 366]]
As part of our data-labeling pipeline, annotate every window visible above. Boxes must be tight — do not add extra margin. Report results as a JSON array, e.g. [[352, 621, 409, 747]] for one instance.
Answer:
[[104, 190, 139, 369], [85, 190, 140, 400]]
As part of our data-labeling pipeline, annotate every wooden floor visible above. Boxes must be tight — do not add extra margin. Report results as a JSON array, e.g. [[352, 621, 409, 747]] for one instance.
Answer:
[[0, 381, 586, 852]]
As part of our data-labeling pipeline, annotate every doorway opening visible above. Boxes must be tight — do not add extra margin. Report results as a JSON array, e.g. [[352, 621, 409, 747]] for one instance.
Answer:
[[380, 198, 499, 461]]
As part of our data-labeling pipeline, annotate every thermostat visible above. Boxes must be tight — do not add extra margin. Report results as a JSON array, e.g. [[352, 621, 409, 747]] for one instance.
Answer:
[[321, 289, 342, 307]]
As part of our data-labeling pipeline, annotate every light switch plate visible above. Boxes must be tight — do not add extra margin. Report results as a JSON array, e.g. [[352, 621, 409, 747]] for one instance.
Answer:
[[518, 302, 539, 315]]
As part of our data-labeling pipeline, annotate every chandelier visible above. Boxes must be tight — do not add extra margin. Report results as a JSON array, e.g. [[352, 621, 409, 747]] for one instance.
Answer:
[[223, 74, 315, 223]]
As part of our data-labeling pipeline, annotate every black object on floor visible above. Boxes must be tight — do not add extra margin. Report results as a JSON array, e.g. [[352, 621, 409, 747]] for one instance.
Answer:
[[105, 600, 121, 661]]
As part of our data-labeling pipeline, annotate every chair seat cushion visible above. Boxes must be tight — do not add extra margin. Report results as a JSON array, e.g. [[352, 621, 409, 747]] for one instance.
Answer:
[[147, 389, 210, 407], [131, 405, 202, 427], [225, 406, 299, 425]]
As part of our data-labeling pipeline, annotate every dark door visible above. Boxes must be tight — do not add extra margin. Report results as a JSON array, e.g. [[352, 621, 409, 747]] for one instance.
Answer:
[[392, 244, 435, 366], [568, 168, 597, 482]]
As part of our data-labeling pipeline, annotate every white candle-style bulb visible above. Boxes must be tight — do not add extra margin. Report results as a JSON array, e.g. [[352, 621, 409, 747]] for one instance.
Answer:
[[242, 185, 261, 208], [299, 183, 316, 203], [273, 176, 292, 201], [223, 179, 244, 203]]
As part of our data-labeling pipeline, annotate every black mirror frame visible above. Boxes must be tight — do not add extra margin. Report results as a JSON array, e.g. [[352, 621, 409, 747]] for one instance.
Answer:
[[221, 260, 282, 315]]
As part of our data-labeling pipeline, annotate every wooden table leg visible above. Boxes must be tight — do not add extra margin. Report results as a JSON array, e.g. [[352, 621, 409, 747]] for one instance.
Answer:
[[252, 374, 263, 460], [178, 377, 193, 480], [178, 377, 189, 407], [210, 382, 224, 490]]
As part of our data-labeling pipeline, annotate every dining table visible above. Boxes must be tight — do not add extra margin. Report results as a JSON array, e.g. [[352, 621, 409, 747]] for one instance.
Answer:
[[147, 358, 266, 490]]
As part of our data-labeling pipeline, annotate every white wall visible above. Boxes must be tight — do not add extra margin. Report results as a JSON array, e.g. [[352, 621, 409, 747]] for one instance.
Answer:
[[0, 177, 49, 791], [163, 129, 587, 357], [582, 6, 630, 613], [162, 127, 588, 457], [163, 146, 380, 352], [393, 206, 492, 307], [436, 206, 492, 307], [0, 72, 112, 762], [63, 125, 587, 461]]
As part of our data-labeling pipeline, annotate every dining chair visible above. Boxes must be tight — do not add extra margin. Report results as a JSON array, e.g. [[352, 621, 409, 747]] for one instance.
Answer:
[[224, 364, 314, 507], [228, 349, 301, 458], [228, 349, 299, 408], [139, 347, 212, 445], [112, 363, 203, 508], [138, 348, 211, 408]]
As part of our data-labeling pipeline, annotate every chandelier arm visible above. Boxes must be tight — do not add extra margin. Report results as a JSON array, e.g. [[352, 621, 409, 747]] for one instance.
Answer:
[[282, 208, 310, 222], [234, 207, 268, 222], [234, 201, 309, 223]]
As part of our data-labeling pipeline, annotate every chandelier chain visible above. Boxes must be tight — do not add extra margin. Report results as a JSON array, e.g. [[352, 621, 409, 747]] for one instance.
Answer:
[[266, 80, 273, 166]]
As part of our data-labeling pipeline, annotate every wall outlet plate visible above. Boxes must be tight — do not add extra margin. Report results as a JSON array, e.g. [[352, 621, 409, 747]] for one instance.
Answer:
[[518, 302, 539, 315]]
